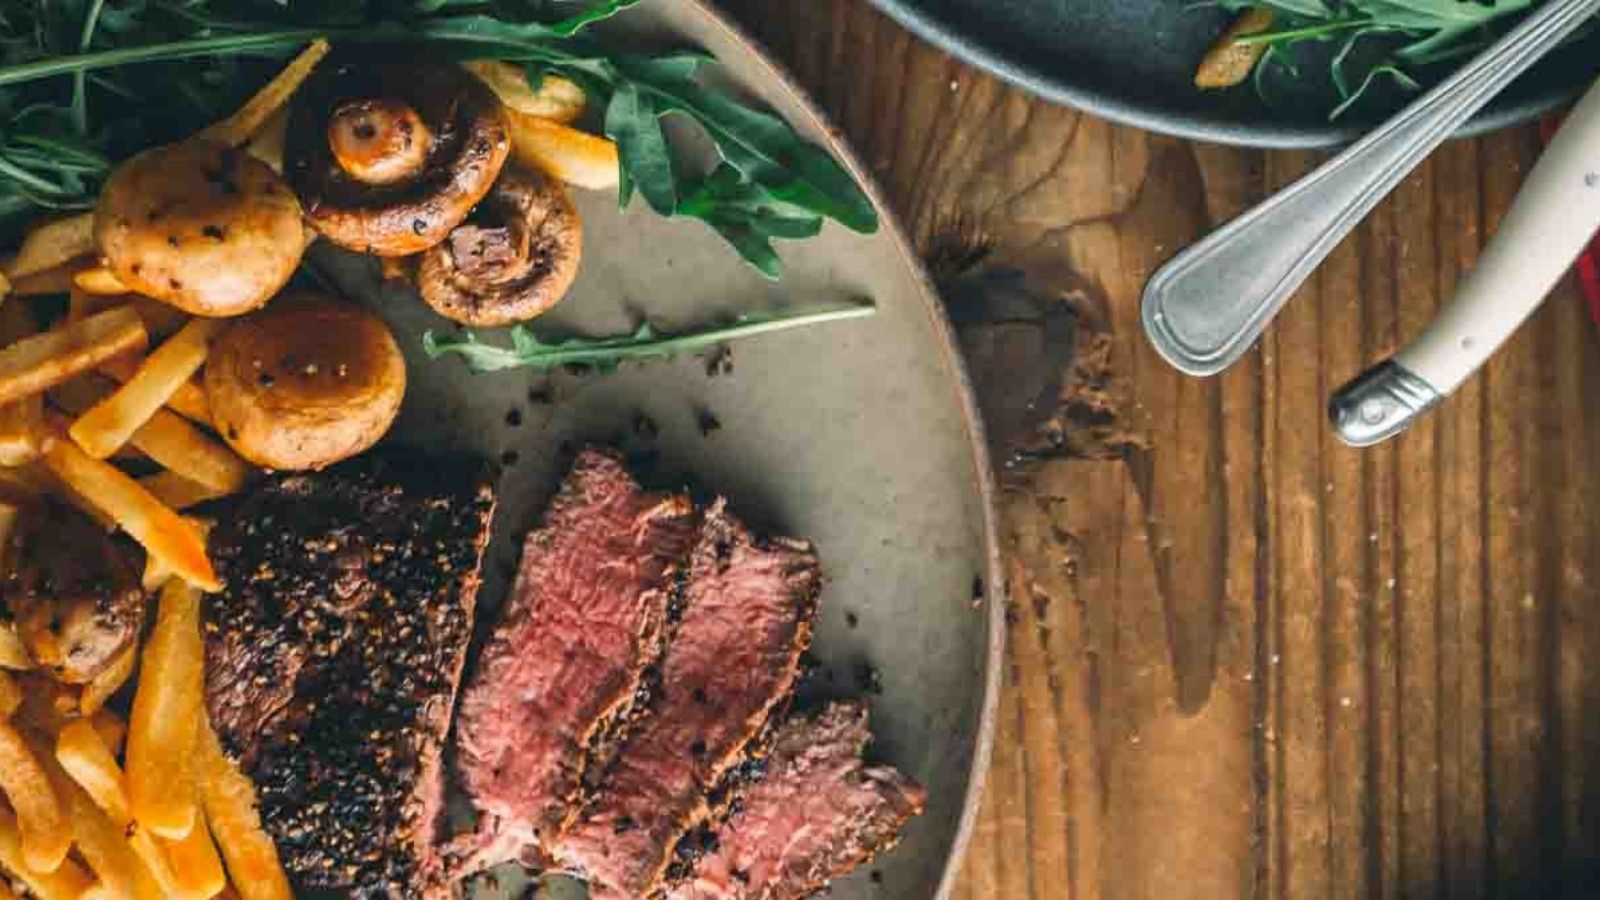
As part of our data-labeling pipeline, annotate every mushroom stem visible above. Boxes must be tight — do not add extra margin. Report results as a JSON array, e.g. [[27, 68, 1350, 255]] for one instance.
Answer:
[[327, 98, 433, 186]]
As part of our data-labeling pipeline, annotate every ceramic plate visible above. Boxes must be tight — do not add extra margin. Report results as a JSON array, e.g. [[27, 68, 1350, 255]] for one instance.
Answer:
[[868, 0, 1600, 147], [310, 2, 1003, 897]]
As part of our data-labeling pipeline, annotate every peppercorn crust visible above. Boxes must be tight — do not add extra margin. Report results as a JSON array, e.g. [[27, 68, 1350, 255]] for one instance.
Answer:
[[205, 455, 495, 896]]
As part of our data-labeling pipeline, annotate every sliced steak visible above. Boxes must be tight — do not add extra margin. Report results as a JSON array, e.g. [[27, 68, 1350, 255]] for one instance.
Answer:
[[556, 500, 821, 898], [205, 454, 495, 898], [663, 703, 927, 900], [453, 449, 697, 868]]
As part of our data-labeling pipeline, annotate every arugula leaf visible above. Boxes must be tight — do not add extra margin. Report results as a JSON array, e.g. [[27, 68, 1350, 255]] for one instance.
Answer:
[[1218, 0, 1567, 118], [0, 0, 877, 277], [422, 302, 876, 373]]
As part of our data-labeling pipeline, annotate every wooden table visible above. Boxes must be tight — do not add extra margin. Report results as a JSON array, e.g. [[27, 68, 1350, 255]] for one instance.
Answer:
[[726, 2, 1600, 897]]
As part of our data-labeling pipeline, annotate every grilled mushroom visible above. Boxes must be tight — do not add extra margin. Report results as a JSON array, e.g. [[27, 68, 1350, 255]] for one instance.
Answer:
[[205, 294, 407, 471], [286, 61, 511, 257], [95, 139, 305, 317], [416, 166, 582, 327], [1, 501, 145, 685]]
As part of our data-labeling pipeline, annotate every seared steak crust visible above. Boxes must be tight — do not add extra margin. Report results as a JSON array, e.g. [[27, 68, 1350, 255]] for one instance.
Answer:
[[206, 455, 495, 897], [557, 501, 821, 898], [454, 449, 696, 866], [663, 703, 927, 900]]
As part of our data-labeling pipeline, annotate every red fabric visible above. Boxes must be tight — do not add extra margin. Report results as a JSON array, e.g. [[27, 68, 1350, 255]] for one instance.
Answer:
[[1541, 116, 1600, 328]]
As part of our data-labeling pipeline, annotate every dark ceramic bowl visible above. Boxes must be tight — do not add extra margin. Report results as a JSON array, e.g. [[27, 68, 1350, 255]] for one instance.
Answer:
[[868, 0, 1600, 147]]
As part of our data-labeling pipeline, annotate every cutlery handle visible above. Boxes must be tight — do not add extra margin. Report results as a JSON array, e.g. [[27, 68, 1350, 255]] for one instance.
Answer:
[[1141, 0, 1600, 377], [1330, 75, 1600, 447]]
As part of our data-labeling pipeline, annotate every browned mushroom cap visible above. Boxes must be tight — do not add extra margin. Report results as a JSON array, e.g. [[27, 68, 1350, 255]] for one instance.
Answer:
[[286, 61, 511, 257], [416, 166, 582, 327], [95, 139, 305, 317]]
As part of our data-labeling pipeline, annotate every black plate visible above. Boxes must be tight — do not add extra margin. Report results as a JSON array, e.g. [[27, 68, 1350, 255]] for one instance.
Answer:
[[867, 0, 1600, 147]]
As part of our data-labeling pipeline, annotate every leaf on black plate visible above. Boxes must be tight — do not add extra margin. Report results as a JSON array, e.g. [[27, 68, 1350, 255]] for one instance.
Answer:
[[605, 80, 675, 213]]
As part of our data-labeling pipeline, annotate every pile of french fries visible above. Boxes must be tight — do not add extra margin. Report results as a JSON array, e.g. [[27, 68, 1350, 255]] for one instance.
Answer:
[[0, 576, 290, 900], [0, 39, 622, 900]]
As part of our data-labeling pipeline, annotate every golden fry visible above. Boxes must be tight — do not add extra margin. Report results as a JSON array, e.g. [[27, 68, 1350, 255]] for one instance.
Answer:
[[0, 625, 31, 673], [80, 644, 136, 716], [140, 471, 229, 513], [127, 579, 206, 839], [199, 39, 331, 146], [70, 318, 223, 460], [0, 306, 147, 407], [97, 353, 211, 426], [162, 803, 227, 900], [69, 787, 142, 900], [0, 805, 93, 900], [506, 110, 620, 190], [196, 723, 291, 900], [5, 214, 95, 281], [73, 266, 131, 296], [0, 721, 70, 873], [0, 671, 20, 716], [7, 261, 89, 298], [243, 107, 289, 174], [55, 718, 130, 824], [91, 709, 128, 757], [41, 439, 219, 591], [0, 302, 45, 467], [465, 60, 586, 123], [1195, 8, 1276, 89]]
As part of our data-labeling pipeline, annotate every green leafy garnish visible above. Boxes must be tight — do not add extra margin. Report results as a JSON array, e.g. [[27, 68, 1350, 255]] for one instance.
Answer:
[[1216, 0, 1572, 117], [0, 0, 877, 276], [422, 302, 876, 373]]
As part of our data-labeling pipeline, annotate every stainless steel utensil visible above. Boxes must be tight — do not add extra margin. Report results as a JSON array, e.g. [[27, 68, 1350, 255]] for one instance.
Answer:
[[1329, 75, 1600, 446], [1141, 0, 1600, 377]]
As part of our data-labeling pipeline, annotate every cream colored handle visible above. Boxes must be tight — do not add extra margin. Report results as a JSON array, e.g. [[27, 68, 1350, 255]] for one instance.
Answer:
[[1399, 76, 1600, 392], [1330, 76, 1600, 447]]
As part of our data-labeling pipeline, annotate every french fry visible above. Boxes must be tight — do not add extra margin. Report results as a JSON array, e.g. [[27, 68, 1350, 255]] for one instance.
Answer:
[[0, 721, 70, 873], [199, 39, 331, 146], [0, 301, 45, 467], [127, 578, 206, 839], [5, 214, 95, 281], [98, 353, 211, 426], [0, 877, 17, 900], [162, 803, 227, 900], [141, 549, 172, 592], [195, 723, 291, 900], [464, 60, 586, 123], [243, 107, 289, 174], [68, 788, 142, 900], [91, 710, 127, 757], [7, 261, 90, 298], [80, 644, 136, 716], [0, 270, 10, 299], [505, 109, 620, 190], [0, 624, 31, 672], [41, 439, 219, 591], [56, 721, 169, 899], [73, 266, 130, 296], [55, 719, 130, 823], [52, 377, 248, 496], [0, 805, 93, 900], [1195, 8, 1276, 89], [0, 307, 147, 407], [70, 318, 222, 459], [140, 472, 229, 513], [0, 672, 20, 716]]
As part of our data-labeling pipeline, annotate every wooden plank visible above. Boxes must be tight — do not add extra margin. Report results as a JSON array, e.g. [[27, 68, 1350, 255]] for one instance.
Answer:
[[729, 2, 1600, 898]]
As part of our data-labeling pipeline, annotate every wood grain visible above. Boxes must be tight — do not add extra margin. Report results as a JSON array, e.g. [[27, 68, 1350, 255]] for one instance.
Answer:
[[726, 1, 1600, 897]]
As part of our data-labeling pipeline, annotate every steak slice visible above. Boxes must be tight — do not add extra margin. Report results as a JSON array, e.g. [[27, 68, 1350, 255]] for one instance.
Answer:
[[663, 703, 927, 900], [205, 454, 495, 898], [453, 449, 697, 868], [556, 500, 821, 898]]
